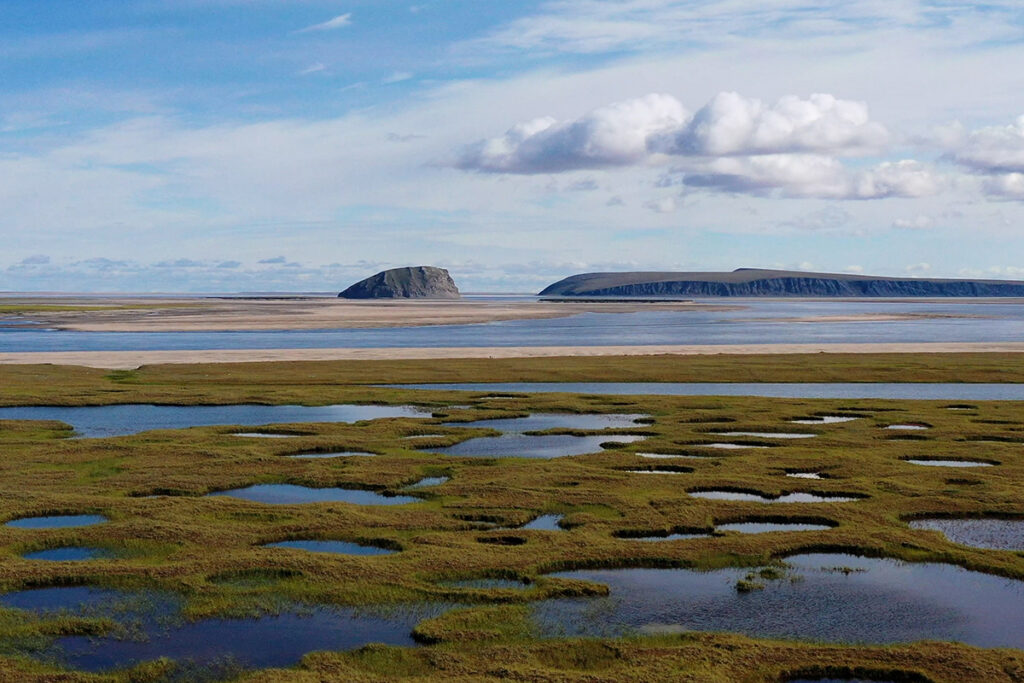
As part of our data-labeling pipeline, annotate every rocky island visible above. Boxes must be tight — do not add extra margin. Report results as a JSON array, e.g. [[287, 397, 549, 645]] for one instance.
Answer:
[[339, 266, 461, 299], [540, 268, 1024, 298]]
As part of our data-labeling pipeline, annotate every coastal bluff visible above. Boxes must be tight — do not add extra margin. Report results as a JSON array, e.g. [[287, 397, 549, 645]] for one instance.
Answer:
[[539, 268, 1024, 298], [339, 266, 461, 299]]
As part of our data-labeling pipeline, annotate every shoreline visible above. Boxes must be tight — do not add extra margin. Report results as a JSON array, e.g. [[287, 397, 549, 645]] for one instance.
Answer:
[[3, 341, 1024, 369]]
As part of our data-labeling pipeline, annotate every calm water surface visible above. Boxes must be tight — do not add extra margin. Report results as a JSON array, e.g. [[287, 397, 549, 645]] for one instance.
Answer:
[[208, 484, 418, 506], [0, 404, 426, 438], [0, 586, 445, 672], [5, 515, 107, 529], [909, 518, 1024, 550], [5, 300, 1024, 351], [537, 553, 1024, 648]]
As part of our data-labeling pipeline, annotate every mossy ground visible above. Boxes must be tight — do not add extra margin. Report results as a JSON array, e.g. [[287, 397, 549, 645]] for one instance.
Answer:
[[0, 354, 1022, 682]]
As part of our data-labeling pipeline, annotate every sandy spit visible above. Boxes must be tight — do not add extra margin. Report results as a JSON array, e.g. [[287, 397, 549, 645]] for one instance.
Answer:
[[3, 342, 1024, 370]]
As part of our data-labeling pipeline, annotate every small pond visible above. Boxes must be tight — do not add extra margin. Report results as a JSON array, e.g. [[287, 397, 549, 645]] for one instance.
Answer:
[[521, 515, 564, 531], [536, 553, 1024, 648], [701, 443, 770, 450], [636, 452, 705, 459], [405, 476, 450, 489], [264, 540, 396, 556], [0, 586, 446, 673], [207, 484, 418, 506], [909, 518, 1024, 550], [22, 547, 113, 561], [286, 451, 376, 459], [422, 434, 645, 459], [714, 432, 816, 439], [791, 416, 860, 424], [885, 424, 930, 431], [233, 432, 301, 438], [904, 459, 994, 468], [622, 532, 710, 542], [717, 522, 834, 534], [5, 514, 107, 529], [690, 490, 860, 503], [786, 472, 824, 479], [0, 404, 427, 438], [442, 578, 531, 590], [445, 413, 646, 432]]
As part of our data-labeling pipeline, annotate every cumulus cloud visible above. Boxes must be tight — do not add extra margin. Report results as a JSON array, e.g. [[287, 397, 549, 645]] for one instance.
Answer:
[[19, 254, 50, 265], [455, 93, 688, 173], [950, 115, 1024, 174], [456, 92, 897, 200], [259, 256, 287, 264], [984, 172, 1024, 199], [682, 155, 941, 200], [651, 92, 887, 157]]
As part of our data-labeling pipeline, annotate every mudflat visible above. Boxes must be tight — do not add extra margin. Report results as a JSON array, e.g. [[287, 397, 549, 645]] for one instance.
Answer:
[[0, 296, 737, 332]]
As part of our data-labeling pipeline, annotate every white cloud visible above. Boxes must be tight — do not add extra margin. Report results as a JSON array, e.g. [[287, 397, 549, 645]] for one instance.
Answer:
[[682, 156, 942, 200], [456, 93, 687, 173], [296, 13, 352, 33], [652, 92, 888, 157], [892, 214, 934, 230], [984, 172, 1024, 199], [467, 0, 1024, 57], [906, 262, 931, 273], [950, 115, 1024, 174]]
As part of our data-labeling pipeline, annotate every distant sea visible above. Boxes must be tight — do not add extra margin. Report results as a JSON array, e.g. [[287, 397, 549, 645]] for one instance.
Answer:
[[1, 298, 1022, 353]]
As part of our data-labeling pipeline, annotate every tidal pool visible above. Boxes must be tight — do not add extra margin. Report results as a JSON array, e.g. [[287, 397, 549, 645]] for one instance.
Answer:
[[22, 547, 113, 561], [790, 416, 860, 424], [446, 413, 647, 432], [690, 490, 860, 503], [622, 532, 710, 542], [0, 404, 427, 438], [885, 424, 930, 430], [442, 578, 531, 590], [264, 540, 396, 556], [207, 484, 418, 506], [786, 472, 824, 479], [0, 586, 446, 673], [714, 432, 816, 439], [422, 434, 645, 459], [233, 432, 301, 438], [636, 452, 705, 459], [285, 451, 376, 459], [717, 522, 834, 534], [405, 476, 450, 489], [521, 515, 565, 531], [5, 514, 107, 529], [909, 518, 1024, 550], [904, 459, 994, 468], [701, 443, 770, 450], [537, 553, 1024, 648]]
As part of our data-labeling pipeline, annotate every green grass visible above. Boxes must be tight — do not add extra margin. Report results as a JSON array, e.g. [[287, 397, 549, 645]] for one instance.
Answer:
[[0, 354, 1022, 681]]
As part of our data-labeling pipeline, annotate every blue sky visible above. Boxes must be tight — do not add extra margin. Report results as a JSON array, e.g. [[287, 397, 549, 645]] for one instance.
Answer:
[[3, 0, 1024, 292]]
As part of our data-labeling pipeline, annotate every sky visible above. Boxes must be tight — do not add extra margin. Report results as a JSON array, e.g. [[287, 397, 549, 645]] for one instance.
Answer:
[[3, 0, 1024, 292]]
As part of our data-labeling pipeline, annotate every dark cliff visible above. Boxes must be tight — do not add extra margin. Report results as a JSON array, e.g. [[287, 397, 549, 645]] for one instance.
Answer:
[[339, 266, 461, 299], [539, 268, 1024, 298]]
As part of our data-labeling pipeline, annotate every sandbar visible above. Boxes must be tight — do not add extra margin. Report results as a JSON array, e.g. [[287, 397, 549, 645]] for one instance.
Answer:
[[3, 342, 1024, 369], [0, 296, 737, 332]]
